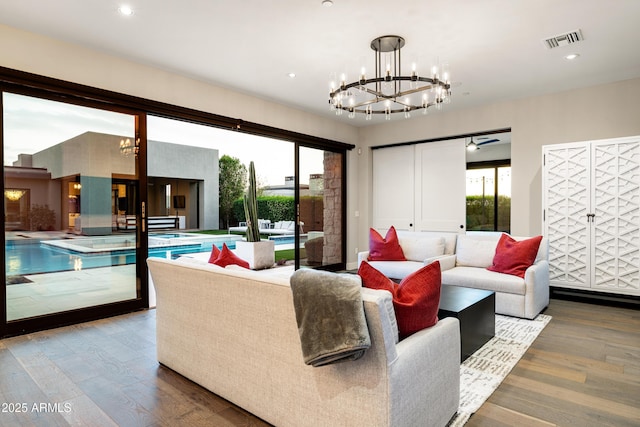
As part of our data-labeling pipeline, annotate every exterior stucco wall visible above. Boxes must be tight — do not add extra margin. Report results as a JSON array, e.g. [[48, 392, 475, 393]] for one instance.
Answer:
[[148, 140, 219, 230]]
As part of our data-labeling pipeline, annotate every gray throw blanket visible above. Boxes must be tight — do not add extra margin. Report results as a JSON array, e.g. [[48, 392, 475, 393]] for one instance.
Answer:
[[290, 269, 371, 367]]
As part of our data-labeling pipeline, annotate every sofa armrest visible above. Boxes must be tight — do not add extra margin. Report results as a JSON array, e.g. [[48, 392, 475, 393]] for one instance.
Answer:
[[389, 317, 460, 426], [357, 251, 370, 268], [523, 259, 550, 319], [428, 254, 456, 271]]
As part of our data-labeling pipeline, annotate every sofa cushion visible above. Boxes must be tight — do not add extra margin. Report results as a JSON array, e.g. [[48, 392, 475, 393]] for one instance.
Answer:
[[488, 234, 543, 278], [368, 226, 406, 261], [359, 261, 441, 339], [455, 235, 498, 268], [207, 244, 221, 263], [213, 243, 250, 269], [397, 231, 458, 256], [366, 260, 425, 280], [442, 266, 526, 295], [397, 235, 446, 262]]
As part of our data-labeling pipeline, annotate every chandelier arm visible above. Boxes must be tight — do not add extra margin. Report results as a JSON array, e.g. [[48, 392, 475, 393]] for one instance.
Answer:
[[330, 76, 450, 99], [394, 85, 437, 98], [345, 98, 390, 110], [334, 97, 444, 113], [356, 106, 423, 114]]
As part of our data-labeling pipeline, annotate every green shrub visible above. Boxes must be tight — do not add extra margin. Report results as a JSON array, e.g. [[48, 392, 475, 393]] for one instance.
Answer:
[[466, 195, 511, 231], [232, 195, 296, 224], [29, 204, 56, 231]]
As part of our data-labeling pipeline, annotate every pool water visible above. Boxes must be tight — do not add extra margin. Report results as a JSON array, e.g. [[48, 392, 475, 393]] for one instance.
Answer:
[[5, 236, 240, 276]]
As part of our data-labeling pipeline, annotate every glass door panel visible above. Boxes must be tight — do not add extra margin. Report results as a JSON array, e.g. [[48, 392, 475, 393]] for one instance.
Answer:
[[3, 92, 140, 321], [466, 165, 511, 232], [497, 166, 511, 232], [146, 116, 294, 274], [298, 146, 343, 268], [466, 168, 496, 231]]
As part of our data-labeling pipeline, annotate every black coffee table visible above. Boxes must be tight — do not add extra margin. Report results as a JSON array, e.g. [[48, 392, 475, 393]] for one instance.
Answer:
[[438, 285, 495, 362]]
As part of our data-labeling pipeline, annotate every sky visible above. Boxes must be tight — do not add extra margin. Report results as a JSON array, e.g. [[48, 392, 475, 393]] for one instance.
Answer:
[[2, 92, 323, 186]]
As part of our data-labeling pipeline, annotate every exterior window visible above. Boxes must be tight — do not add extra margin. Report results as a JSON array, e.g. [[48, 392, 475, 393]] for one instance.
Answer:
[[466, 165, 511, 232]]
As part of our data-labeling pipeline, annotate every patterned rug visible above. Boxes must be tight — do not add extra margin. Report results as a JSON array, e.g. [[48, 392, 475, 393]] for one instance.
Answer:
[[449, 313, 552, 426]]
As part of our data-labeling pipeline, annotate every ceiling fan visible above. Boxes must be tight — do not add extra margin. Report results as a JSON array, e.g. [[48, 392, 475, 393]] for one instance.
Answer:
[[466, 136, 500, 151]]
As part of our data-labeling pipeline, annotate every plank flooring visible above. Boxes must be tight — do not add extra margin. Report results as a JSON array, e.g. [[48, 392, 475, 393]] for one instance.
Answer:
[[468, 299, 640, 427], [0, 298, 638, 426]]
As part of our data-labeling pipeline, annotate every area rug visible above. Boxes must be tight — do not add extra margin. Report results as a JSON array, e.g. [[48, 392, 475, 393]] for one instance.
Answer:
[[449, 313, 552, 426]]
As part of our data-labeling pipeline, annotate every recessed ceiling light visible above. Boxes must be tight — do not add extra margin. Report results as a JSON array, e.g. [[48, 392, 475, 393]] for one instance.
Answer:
[[322, 0, 333, 7], [287, 73, 296, 78], [118, 5, 134, 16], [565, 53, 580, 60]]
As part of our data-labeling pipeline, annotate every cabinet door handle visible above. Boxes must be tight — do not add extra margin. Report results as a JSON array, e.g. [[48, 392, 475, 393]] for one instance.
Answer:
[[586, 213, 595, 222]]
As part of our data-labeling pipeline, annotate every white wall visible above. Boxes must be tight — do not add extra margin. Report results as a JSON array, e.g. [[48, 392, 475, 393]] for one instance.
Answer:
[[356, 77, 640, 265]]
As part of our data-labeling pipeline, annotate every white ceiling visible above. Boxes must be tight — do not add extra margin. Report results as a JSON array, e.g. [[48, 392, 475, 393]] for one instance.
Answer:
[[1, 0, 640, 126]]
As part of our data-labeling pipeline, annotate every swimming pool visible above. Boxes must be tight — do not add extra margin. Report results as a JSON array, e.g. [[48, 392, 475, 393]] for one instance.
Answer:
[[5, 233, 244, 276]]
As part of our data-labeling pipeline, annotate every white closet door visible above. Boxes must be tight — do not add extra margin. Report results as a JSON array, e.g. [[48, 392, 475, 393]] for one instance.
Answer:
[[543, 142, 591, 289], [591, 137, 640, 293], [414, 139, 466, 232], [372, 145, 415, 231]]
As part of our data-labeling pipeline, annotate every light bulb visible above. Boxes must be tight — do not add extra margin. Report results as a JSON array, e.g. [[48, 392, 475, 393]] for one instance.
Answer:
[[118, 5, 133, 16]]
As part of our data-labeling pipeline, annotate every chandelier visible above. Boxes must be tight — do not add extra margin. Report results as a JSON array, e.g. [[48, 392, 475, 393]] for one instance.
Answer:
[[5, 189, 26, 201], [329, 35, 451, 120]]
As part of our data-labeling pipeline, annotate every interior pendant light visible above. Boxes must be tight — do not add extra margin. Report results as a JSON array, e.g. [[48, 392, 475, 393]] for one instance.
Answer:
[[329, 35, 451, 119]]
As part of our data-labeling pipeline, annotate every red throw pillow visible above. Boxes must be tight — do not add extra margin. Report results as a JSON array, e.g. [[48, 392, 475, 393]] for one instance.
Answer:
[[207, 244, 221, 263], [368, 226, 406, 261], [487, 234, 543, 278], [213, 243, 250, 269], [359, 261, 441, 339]]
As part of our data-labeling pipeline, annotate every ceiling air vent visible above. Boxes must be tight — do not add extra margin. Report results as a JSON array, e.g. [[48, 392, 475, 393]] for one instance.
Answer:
[[543, 29, 584, 49]]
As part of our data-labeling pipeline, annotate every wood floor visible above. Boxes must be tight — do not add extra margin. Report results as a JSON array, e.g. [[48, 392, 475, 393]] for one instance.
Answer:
[[468, 298, 640, 427], [0, 298, 638, 427]]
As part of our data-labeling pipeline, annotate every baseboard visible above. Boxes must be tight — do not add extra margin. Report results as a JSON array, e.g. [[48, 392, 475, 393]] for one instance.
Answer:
[[550, 287, 640, 310]]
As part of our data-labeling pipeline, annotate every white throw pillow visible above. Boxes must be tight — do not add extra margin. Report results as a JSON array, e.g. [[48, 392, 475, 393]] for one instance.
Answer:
[[398, 236, 446, 262], [455, 236, 498, 268]]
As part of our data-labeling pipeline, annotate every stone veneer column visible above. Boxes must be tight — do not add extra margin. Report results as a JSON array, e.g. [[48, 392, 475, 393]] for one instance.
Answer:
[[322, 151, 342, 265]]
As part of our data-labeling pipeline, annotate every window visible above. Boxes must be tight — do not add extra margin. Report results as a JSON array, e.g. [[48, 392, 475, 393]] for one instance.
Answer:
[[466, 163, 511, 232]]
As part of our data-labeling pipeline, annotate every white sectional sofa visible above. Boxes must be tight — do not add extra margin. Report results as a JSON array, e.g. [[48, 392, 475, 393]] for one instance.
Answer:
[[358, 230, 549, 319], [147, 257, 460, 427]]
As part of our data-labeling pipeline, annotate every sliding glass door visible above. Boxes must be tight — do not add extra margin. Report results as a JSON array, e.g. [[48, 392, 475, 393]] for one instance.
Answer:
[[2, 92, 145, 333], [1, 68, 350, 337], [145, 116, 345, 274]]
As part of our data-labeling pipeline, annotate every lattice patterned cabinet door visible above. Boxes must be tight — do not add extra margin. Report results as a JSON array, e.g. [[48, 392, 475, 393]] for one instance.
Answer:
[[592, 140, 640, 293], [543, 143, 590, 288]]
